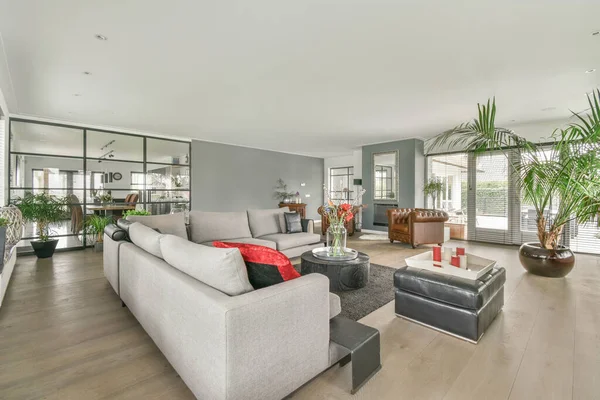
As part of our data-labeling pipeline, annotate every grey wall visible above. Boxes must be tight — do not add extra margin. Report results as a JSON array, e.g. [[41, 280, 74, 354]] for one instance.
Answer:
[[361, 138, 425, 231], [191, 141, 324, 219]]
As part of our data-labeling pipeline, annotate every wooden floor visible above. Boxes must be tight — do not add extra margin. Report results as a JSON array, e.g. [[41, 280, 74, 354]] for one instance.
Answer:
[[0, 236, 599, 399]]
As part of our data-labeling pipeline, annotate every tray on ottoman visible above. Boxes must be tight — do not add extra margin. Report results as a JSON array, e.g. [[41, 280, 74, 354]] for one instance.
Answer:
[[405, 251, 495, 280]]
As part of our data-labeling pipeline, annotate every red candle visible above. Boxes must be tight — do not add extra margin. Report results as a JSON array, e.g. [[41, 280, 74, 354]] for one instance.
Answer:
[[433, 246, 442, 262], [451, 256, 461, 267], [456, 247, 465, 256]]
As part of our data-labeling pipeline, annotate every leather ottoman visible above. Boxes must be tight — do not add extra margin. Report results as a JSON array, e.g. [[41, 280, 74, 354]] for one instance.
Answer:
[[394, 266, 506, 343]]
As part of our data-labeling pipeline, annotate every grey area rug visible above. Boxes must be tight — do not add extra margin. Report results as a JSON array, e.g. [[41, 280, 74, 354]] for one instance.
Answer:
[[294, 263, 396, 321]]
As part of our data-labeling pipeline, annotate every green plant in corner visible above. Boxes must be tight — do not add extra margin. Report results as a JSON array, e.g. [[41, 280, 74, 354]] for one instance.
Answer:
[[122, 209, 151, 218], [86, 215, 114, 243], [426, 93, 600, 277], [14, 192, 66, 242], [423, 178, 444, 208]]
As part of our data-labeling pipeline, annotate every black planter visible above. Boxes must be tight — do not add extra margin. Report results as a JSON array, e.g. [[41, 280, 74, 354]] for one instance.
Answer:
[[518, 242, 575, 278], [31, 239, 59, 259]]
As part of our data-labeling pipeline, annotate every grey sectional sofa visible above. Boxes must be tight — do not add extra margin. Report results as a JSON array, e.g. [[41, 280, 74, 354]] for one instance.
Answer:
[[102, 209, 352, 400], [185, 207, 322, 258]]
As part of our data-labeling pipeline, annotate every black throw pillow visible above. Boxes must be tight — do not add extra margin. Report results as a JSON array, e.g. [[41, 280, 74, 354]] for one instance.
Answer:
[[284, 212, 302, 233]]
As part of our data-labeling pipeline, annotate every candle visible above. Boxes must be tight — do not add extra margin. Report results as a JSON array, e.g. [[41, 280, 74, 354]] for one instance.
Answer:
[[451, 256, 461, 267], [456, 247, 466, 256], [433, 246, 442, 262], [443, 247, 453, 261], [459, 255, 468, 269]]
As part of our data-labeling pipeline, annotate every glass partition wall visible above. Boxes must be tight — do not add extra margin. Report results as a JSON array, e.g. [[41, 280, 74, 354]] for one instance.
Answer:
[[8, 119, 191, 254]]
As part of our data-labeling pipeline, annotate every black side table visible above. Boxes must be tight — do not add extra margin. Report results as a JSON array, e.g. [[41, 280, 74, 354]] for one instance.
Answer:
[[330, 315, 381, 394], [300, 251, 370, 291]]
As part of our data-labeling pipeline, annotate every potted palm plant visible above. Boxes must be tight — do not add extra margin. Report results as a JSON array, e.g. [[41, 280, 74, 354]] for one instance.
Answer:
[[427, 91, 600, 277], [423, 178, 444, 208], [86, 215, 114, 252], [14, 192, 67, 258]]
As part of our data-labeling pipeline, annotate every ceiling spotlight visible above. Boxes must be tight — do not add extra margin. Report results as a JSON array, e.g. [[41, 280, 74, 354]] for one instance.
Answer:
[[592, 31, 600, 36], [95, 34, 108, 41], [83, 71, 91, 75], [585, 69, 596, 73], [74, 93, 81, 97]]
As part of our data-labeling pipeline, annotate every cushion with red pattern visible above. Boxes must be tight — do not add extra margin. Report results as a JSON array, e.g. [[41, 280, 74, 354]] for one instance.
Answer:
[[213, 241, 301, 289]]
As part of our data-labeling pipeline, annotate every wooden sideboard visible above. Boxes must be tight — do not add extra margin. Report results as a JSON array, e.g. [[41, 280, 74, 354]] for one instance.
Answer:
[[279, 203, 306, 219]]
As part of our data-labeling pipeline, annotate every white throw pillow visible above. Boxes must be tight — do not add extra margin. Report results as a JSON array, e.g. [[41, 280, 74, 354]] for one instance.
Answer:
[[128, 222, 165, 259], [160, 235, 254, 296]]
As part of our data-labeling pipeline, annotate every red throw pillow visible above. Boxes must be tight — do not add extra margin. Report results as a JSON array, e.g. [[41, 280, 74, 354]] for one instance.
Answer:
[[213, 242, 301, 289]]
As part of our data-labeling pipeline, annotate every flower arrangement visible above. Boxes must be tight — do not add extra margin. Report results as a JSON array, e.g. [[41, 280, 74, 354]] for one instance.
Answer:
[[322, 185, 366, 256]]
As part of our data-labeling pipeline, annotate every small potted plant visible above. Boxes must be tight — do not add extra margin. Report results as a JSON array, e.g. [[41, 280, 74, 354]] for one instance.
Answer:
[[86, 215, 114, 252], [122, 209, 151, 219], [14, 192, 66, 258]]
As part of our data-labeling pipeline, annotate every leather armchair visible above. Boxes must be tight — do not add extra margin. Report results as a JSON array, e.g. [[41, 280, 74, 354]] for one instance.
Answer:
[[387, 208, 449, 248]]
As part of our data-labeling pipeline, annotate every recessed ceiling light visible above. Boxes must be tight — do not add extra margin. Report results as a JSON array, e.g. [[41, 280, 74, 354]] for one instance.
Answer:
[[74, 93, 81, 97], [83, 71, 91, 75], [511, 119, 516, 122], [585, 69, 596, 73], [541, 107, 556, 112], [94, 34, 108, 41], [592, 31, 600, 36]]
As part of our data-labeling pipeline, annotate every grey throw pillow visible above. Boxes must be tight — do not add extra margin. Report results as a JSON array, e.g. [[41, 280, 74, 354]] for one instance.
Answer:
[[284, 212, 302, 233]]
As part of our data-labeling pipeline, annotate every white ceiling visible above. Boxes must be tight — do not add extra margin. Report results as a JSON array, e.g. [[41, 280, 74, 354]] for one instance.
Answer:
[[1, 0, 599, 158]]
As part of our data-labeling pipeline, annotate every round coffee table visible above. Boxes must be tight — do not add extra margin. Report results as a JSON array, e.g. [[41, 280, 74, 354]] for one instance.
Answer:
[[300, 251, 370, 291]]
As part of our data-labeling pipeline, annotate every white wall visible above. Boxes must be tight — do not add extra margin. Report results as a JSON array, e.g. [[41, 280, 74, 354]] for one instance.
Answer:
[[0, 87, 8, 206]]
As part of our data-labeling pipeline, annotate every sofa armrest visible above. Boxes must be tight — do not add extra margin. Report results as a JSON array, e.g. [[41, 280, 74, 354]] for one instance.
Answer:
[[223, 274, 330, 399], [104, 224, 128, 242], [301, 218, 314, 234]]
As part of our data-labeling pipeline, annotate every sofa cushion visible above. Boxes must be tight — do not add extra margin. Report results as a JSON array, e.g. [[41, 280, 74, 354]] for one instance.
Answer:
[[201, 237, 277, 250], [213, 242, 300, 289], [188, 211, 252, 244], [126, 213, 188, 239], [160, 235, 254, 296], [128, 222, 165, 259], [247, 208, 288, 238], [258, 232, 321, 251], [329, 293, 341, 319], [284, 212, 302, 233]]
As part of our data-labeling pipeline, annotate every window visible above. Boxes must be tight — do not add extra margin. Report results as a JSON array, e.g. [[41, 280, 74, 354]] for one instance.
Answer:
[[329, 167, 354, 201], [427, 153, 469, 238], [131, 172, 145, 191]]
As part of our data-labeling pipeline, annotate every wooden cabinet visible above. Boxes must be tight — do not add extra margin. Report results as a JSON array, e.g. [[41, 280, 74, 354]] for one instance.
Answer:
[[279, 203, 306, 219]]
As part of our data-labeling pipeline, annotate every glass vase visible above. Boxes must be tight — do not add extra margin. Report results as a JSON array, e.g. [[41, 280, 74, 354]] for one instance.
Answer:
[[326, 224, 347, 257]]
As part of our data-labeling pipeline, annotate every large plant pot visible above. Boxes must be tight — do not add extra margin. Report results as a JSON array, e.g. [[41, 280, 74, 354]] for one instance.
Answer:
[[31, 239, 59, 259], [518, 242, 575, 278]]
